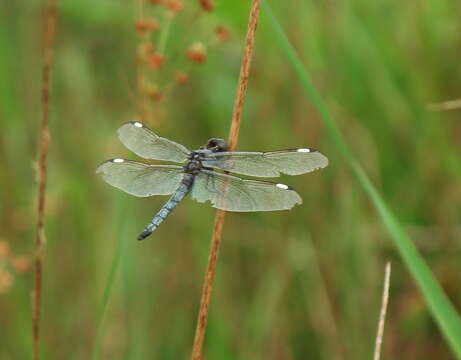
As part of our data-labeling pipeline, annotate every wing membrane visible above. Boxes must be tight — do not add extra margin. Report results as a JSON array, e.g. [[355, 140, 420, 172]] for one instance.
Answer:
[[97, 159, 184, 197], [201, 149, 328, 177], [191, 170, 302, 212], [118, 121, 190, 163]]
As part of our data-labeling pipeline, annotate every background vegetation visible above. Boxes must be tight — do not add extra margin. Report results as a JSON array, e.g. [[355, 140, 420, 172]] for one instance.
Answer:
[[1, 0, 461, 359]]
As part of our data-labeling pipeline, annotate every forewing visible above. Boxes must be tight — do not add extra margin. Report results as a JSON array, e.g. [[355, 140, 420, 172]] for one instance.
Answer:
[[97, 159, 184, 197], [201, 149, 328, 177], [191, 170, 302, 212], [117, 121, 190, 163]]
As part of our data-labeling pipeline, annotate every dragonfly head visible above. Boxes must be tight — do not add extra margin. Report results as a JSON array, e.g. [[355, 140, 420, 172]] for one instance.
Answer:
[[203, 138, 227, 152]]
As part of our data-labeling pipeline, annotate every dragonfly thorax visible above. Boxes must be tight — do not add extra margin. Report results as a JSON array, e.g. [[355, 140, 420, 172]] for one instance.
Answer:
[[184, 152, 205, 175]]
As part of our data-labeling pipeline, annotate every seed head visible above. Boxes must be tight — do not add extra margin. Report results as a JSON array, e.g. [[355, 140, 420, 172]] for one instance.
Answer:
[[165, 0, 184, 14], [147, 53, 165, 70], [12, 256, 30, 273], [175, 72, 189, 85], [137, 43, 155, 61], [215, 25, 230, 42], [135, 18, 159, 33], [199, 0, 214, 11], [144, 83, 164, 101], [187, 42, 207, 63]]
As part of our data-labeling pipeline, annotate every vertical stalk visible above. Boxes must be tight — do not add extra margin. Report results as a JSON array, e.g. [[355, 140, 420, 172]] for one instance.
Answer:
[[190, 1, 260, 359], [373, 262, 391, 360], [34, 0, 58, 359]]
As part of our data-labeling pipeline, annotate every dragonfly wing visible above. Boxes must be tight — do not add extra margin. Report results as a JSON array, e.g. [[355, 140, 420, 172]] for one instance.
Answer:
[[201, 149, 328, 177], [191, 170, 302, 212], [97, 159, 184, 197], [117, 121, 190, 163]]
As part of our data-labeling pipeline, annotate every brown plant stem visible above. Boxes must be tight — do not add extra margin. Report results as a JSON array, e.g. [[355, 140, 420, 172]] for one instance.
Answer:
[[190, 1, 260, 359], [34, 0, 57, 359]]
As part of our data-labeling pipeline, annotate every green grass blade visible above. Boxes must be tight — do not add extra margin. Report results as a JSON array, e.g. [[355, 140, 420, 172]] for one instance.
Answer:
[[262, 2, 461, 358], [93, 196, 132, 360]]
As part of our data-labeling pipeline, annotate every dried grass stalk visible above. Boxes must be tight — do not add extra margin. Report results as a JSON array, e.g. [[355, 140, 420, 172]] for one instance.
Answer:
[[373, 262, 392, 360], [427, 98, 461, 111], [190, 1, 260, 359], [33, 0, 58, 359]]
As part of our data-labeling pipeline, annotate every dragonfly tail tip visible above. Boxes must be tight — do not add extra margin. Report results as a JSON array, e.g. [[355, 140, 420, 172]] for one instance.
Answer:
[[137, 230, 152, 241]]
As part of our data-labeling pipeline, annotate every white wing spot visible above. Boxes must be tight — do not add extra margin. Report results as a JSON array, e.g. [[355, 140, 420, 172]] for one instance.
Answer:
[[133, 121, 143, 128], [276, 183, 289, 190], [297, 148, 311, 153], [113, 158, 125, 163]]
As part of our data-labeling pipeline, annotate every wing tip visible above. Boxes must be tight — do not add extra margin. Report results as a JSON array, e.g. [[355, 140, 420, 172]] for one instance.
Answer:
[[318, 152, 329, 169], [276, 183, 303, 210], [291, 189, 303, 209], [314, 149, 329, 169], [118, 120, 145, 133], [130, 120, 145, 128], [96, 159, 116, 172], [304, 149, 329, 171], [117, 121, 148, 136], [301, 147, 328, 162], [276, 182, 299, 192], [96, 158, 131, 173], [122, 120, 145, 127]]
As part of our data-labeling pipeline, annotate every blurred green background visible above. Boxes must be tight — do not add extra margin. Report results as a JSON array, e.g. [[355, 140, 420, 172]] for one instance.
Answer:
[[1, 0, 461, 359]]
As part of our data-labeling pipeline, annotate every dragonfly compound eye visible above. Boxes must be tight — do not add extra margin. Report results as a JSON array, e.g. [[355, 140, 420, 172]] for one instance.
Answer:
[[206, 138, 227, 152]]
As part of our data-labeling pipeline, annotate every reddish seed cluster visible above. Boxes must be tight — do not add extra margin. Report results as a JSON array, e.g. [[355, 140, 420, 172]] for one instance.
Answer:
[[215, 25, 230, 42], [165, 0, 184, 14], [135, 17, 159, 33], [137, 43, 155, 58], [199, 0, 214, 11], [144, 83, 164, 101], [135, 0, 230, 109], [187, 42, 207, 63], [12, 256, 30, 273], [0, 240, 30, 294], [175, 72, 189, 85], [147, 53, 164, 70]]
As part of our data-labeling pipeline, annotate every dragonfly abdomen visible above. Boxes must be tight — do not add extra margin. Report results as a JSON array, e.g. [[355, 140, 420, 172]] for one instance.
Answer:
[[138, 174, 195, 240]]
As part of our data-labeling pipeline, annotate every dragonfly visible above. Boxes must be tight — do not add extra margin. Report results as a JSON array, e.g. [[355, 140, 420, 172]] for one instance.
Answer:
[[97, 121, 328, 240]]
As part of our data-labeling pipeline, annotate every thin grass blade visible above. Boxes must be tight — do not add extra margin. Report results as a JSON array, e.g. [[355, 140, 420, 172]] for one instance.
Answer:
[[262, 2, 461, 358]]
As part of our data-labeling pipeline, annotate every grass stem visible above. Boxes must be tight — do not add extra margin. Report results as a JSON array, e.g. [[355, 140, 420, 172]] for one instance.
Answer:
[[263, 3, 461, 357], [373, 262, 391, 360], [190, 1, 260, 358], [33, 0, 58, 359]]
